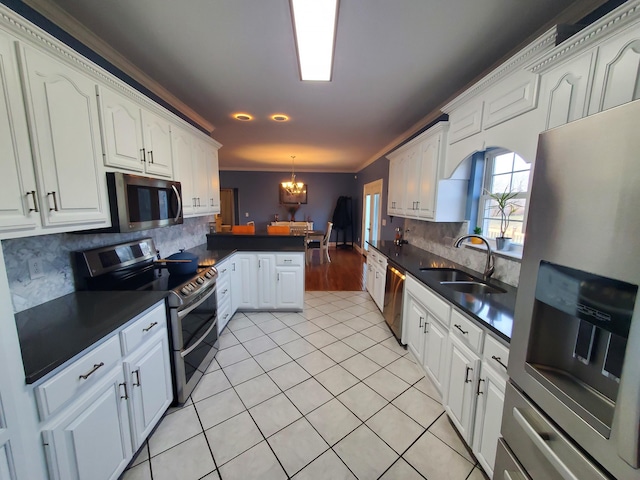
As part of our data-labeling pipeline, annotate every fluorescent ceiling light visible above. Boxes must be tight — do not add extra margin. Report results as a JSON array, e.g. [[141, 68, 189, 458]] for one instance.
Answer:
[[290, 0, 338, 81]]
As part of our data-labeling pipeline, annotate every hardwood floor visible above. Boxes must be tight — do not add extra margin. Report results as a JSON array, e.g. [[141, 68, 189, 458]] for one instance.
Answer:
[[305, 247, 367, 291]]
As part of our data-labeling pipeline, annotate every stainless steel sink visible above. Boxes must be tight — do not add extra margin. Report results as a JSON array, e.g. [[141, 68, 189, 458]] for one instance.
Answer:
[[419, 268, 476, 282], [439, 281, 506, 295]]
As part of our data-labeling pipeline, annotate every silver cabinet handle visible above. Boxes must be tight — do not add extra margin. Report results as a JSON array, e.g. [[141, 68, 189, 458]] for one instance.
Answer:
[[223, 313, 229, 320], [284, 259, 292, 263], [454, 324, 468, 335], [476, 378, 485, 396], [491, 355, 508, 370], [47, 191, 59, 211], [148, 150, 154, 164], [143, 321, 158, 332], [464, 366, 473, 383], [232, 263, 236, 272], [119, 382, 129, 400], [277, 273, 280, 281], [140, 148, 146, 162], [220, 268, 227, 274], [222, 289, 228, 295], [418, 316, 423, 328], [78, 362, 104, 380], [512, 408, 579, 480], [423, 321, 428, 334], [132, 369, 141, 387], [27, 190, 39, 212]]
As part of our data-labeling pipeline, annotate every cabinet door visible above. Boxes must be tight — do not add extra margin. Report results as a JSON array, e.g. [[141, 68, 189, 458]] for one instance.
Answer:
[[444, 335, 480, 443], [404, 146, 420, 216], [125, 333, 172, 450], [96, 86, 144, 173], [423, 316, 447, 393], [141, 109, 173, 178], [404, 294, 426, 363], [232, 254, 257, 309], [43, 368, 131, 480], [387, 156, 406, 215], [0, 31, 40, 234], [417, 134, 439, 219], [472, 363, 506, 478], [171, 127, 196, 216], [275, 265, 303, 309], [257, 254, 276, 309], [192, 138, 211, 214], [366, 259, 376, 296], [19, 45, 109, 228], [208, 145, 221, 213], [373, 266, 385, 312], [0, 394, 16, 480]]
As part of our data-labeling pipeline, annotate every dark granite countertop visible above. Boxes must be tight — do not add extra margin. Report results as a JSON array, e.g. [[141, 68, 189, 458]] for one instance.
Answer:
[[16, 291, 169, 384], [206, 232, 306, 252], [368, 240, 516, 342]]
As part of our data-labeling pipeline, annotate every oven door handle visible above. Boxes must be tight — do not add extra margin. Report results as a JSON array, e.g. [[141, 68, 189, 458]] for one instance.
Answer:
[[178, 285, 215, 319], [182, 318, 218, 357]]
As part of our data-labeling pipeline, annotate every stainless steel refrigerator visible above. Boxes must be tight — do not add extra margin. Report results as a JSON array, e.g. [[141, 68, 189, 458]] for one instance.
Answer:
[[497, 99, 640, 479]]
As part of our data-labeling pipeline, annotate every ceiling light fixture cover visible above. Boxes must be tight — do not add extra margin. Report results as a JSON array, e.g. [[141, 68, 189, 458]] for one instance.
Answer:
[[282, 155, 305, 195], [290, 0, 339, 81], [234, 113, 253, 121], [271, 114, 290, 122]]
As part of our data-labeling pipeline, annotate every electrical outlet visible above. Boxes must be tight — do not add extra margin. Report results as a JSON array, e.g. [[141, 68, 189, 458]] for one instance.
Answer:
[[245, 212, 249, 217], [28, 258, 44, 280], [382, 219, 386, 226]]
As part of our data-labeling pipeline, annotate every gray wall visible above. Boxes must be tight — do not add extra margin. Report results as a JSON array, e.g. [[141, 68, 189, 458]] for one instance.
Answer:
[[220, 170, 357, 242]]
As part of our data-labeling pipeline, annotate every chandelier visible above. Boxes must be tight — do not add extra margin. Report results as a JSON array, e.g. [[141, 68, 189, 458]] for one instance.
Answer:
[[281, 155, 305, 195]]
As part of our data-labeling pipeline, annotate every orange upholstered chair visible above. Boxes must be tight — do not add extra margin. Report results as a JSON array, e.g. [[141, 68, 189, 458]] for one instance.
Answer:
[[267, 225, 291, 235], [231, 225, 255, 234]]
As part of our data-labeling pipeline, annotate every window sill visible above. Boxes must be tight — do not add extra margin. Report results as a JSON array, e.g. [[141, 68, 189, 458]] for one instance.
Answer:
[[463, 241, 523, 261]]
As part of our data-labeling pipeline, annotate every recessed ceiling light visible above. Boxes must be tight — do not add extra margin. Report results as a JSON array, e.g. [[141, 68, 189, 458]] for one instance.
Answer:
[[271, 114, 290, 122], [234, 113, 253, 121], [290, 0, 339, 81]]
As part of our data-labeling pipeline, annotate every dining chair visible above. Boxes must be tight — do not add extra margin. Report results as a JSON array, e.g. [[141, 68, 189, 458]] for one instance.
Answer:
[[307, 222, 333, 264], [267, 225, 291, 235], [231, 224, 255, 234]]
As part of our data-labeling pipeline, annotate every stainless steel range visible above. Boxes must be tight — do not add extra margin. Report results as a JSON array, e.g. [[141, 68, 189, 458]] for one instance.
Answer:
[[76, 238, 219, 404]]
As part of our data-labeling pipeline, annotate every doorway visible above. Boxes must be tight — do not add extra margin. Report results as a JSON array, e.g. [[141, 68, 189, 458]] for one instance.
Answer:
[[361, 179, 383, 254], [219, 188, 239, 228]]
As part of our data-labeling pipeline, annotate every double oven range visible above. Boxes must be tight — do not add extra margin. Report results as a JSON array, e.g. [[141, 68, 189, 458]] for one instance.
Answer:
[[75, 238, 219, 404]]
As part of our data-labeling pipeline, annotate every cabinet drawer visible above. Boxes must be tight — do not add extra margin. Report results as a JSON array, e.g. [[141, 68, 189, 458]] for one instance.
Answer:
[[120, 302, 167, 356], [216, 260, 231, 282], [368, 250, 379, 263], [35, 335, 121, 420], [218, 297, 232, 334], [217, 277, 231, 305], [450, 309, 484, 353], [483, 335, 509, 378], [421, 285, 450, 327], [276, 253, 303, 266]]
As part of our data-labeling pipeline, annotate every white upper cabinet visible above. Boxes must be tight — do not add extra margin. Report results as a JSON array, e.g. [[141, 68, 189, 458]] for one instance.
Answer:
[[141, 108, 173, 178], [18, 44, 109, 229], [208, 143, 221, 213], [97, 86, 146, 173], [171, 126, 196, 216], [387, 122, 466, 222], [0, 30, 40, 235]]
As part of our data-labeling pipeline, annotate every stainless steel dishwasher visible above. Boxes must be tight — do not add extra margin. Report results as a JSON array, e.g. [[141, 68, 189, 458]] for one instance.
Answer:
[[383, 260, 406, 345]]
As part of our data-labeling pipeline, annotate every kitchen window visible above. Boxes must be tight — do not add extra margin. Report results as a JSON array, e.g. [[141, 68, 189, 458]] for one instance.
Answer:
[[478, 149, 530, 246]]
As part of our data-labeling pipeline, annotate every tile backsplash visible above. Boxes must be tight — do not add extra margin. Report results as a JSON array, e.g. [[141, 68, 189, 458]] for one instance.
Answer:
[[402, 219, 521, 287], [2, 216, 213, 313]]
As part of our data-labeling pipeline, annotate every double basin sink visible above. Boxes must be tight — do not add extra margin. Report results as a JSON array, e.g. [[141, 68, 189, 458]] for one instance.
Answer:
[[419, 268, 506, 295]]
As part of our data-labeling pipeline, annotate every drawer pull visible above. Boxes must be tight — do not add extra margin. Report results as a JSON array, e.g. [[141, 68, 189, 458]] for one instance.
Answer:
[[220, 268, 227, 274], [132, 369, 141, 387], [78, 362, 104, 380], [140, 148, 146, 162], [47, 191, 59, 211], [476, 378, 485, 396], [423, 321, 428, 334], [27, 190, 39, 212], [143, 321, 158, 332], [464, 366, 473, 383], [454, 324, 468, 335], [224, 313, 229, 319], [284, 259, 292, 263], [513, 407, 579, 480], [222, 289, 228, 295], [491, 355, 508, 370], [418, 316, 423, 328], [119, 382, 129, 400]]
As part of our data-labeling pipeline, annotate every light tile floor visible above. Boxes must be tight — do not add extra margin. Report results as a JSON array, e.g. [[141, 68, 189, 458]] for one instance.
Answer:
[[121, 291, 488, 480]]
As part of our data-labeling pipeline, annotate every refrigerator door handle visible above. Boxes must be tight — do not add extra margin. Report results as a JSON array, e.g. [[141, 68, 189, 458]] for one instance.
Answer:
[[513, 407, 579, 480]]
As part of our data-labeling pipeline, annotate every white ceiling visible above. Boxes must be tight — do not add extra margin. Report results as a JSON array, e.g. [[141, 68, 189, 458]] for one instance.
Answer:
[[32, 0, 604, 172]]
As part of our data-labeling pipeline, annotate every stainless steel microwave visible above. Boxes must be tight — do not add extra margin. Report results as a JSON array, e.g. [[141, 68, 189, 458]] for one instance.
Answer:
[[105, 172, 183, 232]]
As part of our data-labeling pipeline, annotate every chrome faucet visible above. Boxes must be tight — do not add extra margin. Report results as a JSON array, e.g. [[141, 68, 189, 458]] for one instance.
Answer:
[[453, 235, 495, 281]]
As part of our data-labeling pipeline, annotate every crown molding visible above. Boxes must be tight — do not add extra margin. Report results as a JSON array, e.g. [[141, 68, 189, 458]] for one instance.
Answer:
[[527, 0, 640, 74], [16, 0, 215, 133], [441, 27, 558, 114]]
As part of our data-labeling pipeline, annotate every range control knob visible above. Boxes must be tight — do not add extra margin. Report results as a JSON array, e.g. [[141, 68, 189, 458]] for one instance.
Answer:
[[180, 287, 189, 295], [205, 271, 213, 278], [196, 277, 205, 285]]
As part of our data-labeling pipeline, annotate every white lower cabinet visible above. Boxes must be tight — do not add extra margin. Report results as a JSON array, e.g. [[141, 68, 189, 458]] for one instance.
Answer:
[[231, 253, 258, 310], [39, 301, 171, 480], [257, 254, 276, 309], [365, 248, 387, 312], [215, 259, 232, 333], [276, 266, 304, 309], [42, 367, 131, 480], [124, 334, 172, 450]]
